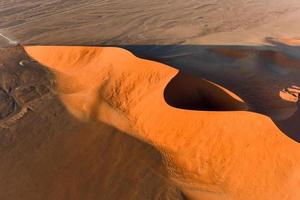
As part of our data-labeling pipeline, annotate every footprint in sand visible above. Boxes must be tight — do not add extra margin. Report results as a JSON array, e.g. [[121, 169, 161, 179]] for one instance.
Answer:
[[279, 85, 300, 103]]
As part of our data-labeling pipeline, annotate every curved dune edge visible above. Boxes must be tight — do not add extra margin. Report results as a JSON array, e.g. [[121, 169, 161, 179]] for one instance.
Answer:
[[24, 46, 300, 200], [164, 72, 247, 111], [280, 86, 300, 103]]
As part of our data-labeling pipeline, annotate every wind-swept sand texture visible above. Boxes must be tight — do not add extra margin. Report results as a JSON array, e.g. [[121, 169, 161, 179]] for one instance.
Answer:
[[1, 1, 300, 199], [25, 46, 300, 200], [0, 46, 183, 200], [1, 0, 300, 46]]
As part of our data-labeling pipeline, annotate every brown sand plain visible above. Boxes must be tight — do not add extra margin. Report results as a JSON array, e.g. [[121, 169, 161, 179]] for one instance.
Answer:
[[1, 0, 300, 46], [24, 45, 300, 200]]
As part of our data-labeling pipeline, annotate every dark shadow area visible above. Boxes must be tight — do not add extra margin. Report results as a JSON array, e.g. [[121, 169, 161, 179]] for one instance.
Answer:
[[164, 72, 247, 111], [120, 41, 300, 142], [277, 100, 300, 142]]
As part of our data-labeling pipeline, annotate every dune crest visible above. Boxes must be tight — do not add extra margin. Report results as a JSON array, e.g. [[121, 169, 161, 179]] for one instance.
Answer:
[[25, 46, 300, 200]]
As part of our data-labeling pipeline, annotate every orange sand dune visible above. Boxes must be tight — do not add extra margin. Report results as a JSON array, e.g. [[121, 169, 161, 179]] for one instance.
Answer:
[[25, 46, 300, 200], [279, 38, 300, 46], [280, 86, 300, 103]]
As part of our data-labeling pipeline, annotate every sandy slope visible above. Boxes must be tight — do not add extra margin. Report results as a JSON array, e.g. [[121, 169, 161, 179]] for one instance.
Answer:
[[0, 47, 183, 200], [24, 45, 300, 200], [1, 1, 300, 200], [123, 38, 300, 142]]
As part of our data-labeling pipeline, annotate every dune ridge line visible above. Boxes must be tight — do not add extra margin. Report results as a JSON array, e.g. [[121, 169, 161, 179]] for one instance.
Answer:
[[24, 45, 300, 200]]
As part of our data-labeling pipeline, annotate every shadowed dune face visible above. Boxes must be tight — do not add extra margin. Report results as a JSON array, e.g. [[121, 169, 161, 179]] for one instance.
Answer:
[[123, 40, 300, 142], [24, 45, 300, 200], [164, 72, 247, 111]]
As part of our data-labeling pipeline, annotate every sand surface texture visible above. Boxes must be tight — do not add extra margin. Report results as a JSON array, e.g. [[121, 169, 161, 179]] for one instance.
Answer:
[[24, 45, 300, 200], [0, 47, 183, 200], [0, 0, 300, 46], [1, 1, 300, 200]]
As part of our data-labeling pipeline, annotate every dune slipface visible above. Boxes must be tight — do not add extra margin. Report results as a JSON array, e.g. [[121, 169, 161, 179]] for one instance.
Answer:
[[25, 46, 300, 200]]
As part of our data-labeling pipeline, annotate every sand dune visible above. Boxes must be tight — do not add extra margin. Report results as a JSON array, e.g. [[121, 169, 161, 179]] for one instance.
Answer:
[[125, 41, 300, 141], [24, 45, 300, 200], [0, 46, 183, 200], [1, 1, 300, 199], [280, 86, 300, 103]]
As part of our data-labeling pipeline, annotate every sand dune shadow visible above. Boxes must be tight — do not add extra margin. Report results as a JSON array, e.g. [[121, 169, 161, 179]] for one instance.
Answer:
[[124, 41, 300, 142], [164, 72, 247, 111]]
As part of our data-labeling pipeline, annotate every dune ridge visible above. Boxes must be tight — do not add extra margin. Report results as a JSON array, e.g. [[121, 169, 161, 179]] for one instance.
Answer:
[[24, 46, 300, 200], [0, 46, 183, 200]]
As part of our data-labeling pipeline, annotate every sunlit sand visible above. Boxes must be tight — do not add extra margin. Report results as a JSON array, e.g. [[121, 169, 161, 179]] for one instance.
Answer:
[[25, 46, 300, 200]]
